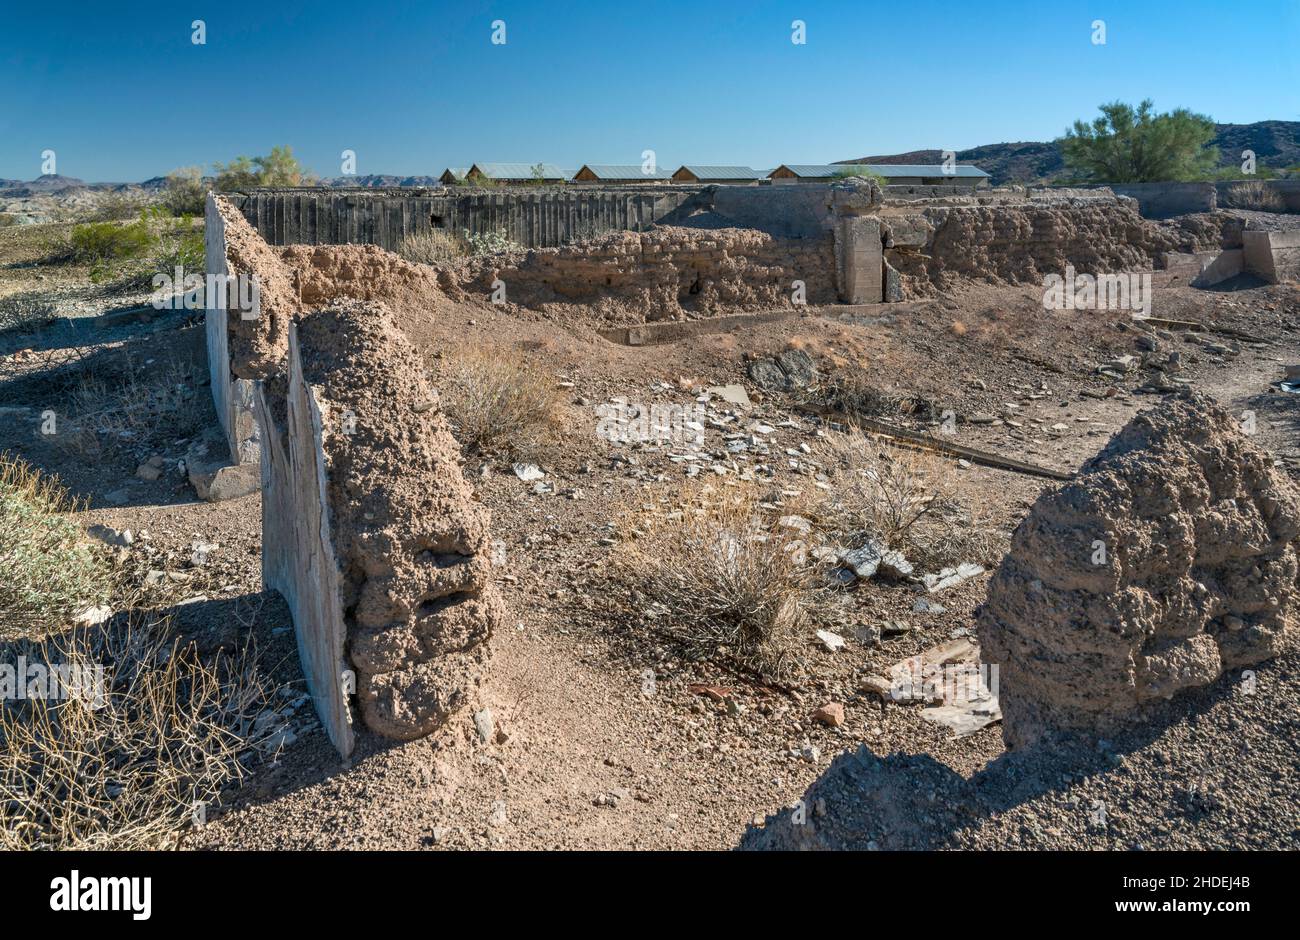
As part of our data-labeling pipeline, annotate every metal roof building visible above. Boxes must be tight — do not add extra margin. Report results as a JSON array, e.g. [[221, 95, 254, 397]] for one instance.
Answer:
[[572, 164, 675, 183], [671, 165, 765, 184], [438, 167, 471, 184], [465, 163, 575, 183], [769, 163, 991, 185]]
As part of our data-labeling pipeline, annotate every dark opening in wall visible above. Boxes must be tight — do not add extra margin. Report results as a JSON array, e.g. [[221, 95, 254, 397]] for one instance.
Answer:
[[431, 214, 446, 228]]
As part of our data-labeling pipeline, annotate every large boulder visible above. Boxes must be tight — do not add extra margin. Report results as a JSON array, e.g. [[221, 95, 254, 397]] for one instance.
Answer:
[[978, 393, 1300, 749]]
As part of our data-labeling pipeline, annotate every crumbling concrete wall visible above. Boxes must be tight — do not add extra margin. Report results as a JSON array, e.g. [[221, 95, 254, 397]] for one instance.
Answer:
[[459, 226, 838, 319], [881, 197, 1245, 297], [256, 302, 502, 751], [978, 394, 1300, 749]]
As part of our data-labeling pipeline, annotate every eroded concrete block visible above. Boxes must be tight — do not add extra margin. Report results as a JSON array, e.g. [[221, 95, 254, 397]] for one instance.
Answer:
[[258, 301, 502, 753], [835, 215, 883, 304], [978, 393, 1300, 749]]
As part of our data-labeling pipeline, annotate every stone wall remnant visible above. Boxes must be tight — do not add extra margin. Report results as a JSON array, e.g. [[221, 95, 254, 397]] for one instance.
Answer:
[[257, 301, 502, 749], [978, 394, 1300, 749]]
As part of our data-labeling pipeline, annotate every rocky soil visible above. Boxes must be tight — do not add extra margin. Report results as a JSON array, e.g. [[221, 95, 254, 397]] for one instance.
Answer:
[[2, 214, 1299, 850]]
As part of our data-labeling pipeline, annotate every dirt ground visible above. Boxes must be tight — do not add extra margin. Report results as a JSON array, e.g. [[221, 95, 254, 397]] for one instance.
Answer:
[[3, 217, 1299, 850]]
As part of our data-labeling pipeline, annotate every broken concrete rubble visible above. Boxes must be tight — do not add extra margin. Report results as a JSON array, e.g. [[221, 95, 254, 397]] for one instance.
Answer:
[[978, 393, 1300, 749]]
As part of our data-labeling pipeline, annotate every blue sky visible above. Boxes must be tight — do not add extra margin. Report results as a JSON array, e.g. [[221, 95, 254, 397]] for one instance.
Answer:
[[2, 0, 1297, 181]]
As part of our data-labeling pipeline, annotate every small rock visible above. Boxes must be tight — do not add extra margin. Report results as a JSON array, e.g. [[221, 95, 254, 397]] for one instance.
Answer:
[[812, 702, 845, 727], [815, 629, 846, 652]]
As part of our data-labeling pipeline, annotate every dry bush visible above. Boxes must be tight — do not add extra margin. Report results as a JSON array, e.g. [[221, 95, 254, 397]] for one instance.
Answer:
[[52, 360, 208, 462], [434, 347, 564, 460], [0, 454, 112, 642], [1224, 181, 1284, 212], [800, 369, 941, 424], [396, 229, 466, 266], [0, 292, 58, 334], [0, 616, 280, 850], [612, 484, 812, 681], [811, 429, 996, 569]]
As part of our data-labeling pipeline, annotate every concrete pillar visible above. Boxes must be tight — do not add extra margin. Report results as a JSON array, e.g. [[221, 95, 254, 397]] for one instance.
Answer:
[[835, 214, 883, 304]]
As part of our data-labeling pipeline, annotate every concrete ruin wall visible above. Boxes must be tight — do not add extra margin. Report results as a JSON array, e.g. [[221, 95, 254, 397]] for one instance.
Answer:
[[879, 195, 1248, 297], [258, 302, 501, 749], [458, 226, 839, 318], [205, 195, 503, 755], [1243, 229, 1300, 283], [978, 394, 1300, 749], [1102, 182, 1218, 218]]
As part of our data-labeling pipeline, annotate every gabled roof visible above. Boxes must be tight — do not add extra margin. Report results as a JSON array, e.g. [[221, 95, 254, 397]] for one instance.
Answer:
[[575, 164, 675, 180], [439, 167, 470, 181], [469, 162, 575, 180], [673, 165, 765, 180]]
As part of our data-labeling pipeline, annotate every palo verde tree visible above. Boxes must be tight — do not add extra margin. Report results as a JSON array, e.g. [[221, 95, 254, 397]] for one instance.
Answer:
[[1059, 100, 1219, 183], [213, 145, 315, 190]]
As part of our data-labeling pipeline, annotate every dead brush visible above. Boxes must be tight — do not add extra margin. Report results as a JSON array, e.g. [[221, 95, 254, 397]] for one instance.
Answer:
[[612, 484, 812, 681], [1223, 180, 1285, 213], [811, 428, 997, 569], [0, 454, 112, 642], [51, 359, 207, 461], [0, 614, 281, 850], [396, 229, 466, 266], [432, 346, 565, 460]]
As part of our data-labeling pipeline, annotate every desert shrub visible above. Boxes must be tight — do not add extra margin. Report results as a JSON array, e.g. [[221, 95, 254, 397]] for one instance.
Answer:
[[1223, 180, 1285, 212], [0, 212, 20, 227], [464, 228, 522, 256], [161, 166, 207, 216], [0, 616, 281, 849], [435, 347, 564, 459], [832, 166, 889, 188], [397, 229, 465, 266], [91, 189, 151, 222], [55, 361, 207, 461], [0, 292, 58, 333], [0, 455, 112, 641], [811, 429, 996, 569], [613, 485, 811, 681], [69, 219, 154, 278]]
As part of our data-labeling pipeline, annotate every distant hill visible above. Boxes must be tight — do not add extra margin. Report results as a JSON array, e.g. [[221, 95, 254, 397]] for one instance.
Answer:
[[318, 175, 444, 188], [838, 121, 1300, 185]]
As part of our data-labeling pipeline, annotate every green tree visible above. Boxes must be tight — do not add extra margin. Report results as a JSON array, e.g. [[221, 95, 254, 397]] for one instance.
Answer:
[[1059, 100, 1219, 183], [213, 155, 261, 191], [161, 166, 207, 215], [213, 146, 314, 190]]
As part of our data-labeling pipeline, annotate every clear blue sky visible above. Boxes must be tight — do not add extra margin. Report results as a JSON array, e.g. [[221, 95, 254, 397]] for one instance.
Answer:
[[2, 0, 1296, 182]]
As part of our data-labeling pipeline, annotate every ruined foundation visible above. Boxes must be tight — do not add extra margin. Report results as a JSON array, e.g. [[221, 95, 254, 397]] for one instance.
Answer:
[[978, 394, 1300, 749]]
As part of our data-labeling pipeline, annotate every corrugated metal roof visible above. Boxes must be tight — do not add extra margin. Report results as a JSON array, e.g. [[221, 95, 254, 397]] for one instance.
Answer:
[[575, 164, 674, 180], [788, 163, 990, 179], [470, 162, 575, 179], [440, 167, 470, 179], [675, 165, 765, 180]]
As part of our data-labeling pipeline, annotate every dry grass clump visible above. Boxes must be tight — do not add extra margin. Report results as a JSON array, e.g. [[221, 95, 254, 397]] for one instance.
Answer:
[[433, 346, 565, 460], [396, 229, 466, 266], [52, 360, 208, 462], [0, 292, 58, 334], [0, 454, 112, 642], [1223, 180, 1285, 212], [811, 428, 996, 570], [613, 484, 812, 681], [0, 616, 279, 850]]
